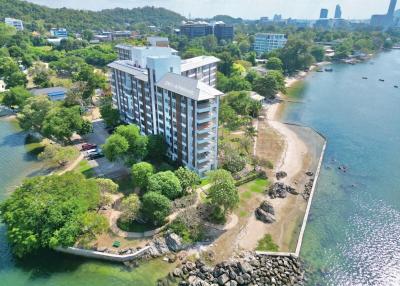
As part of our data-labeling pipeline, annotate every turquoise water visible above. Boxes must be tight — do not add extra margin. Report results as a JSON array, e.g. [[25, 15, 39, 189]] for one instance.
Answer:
[[0, 118, 175, 286], [282, 50, 400, 285]]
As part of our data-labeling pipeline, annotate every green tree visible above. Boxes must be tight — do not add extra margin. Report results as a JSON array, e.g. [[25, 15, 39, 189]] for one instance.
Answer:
[[0, 172, 103, 257], [311, 45, 325, 62], [147, 171, 182, 200], [131, 162, 154, 190], [115, 125, 148, 164], [42, 106, 92, 144], [141, 192, 172, 226], [103, 134, 129, 162], [1, 86, 31, 107], [38, 144, 79, 167], [120, 194, 141, 223], [207, 169, 239, 216], [146, 134, 166, 162], [29, 62, 52, 88], [266, 57, 283, 71], [222, 151, 247, 174], [99, 96, 120, 127], [82, 30, 94, 41], [174, 167, 200, 193], [253, 74, 279, 99], [94, 178, 119, 194], [18, 95, 53, 133]]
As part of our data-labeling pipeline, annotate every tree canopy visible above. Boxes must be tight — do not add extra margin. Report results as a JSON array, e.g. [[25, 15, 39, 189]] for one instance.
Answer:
[[174, 167, 200, 193], [131, 162, 155, 190], [141, 192, 172, 226], [147, 171, 182, 200], [207, 169, 239, 215], [0, 172, 106, 257]]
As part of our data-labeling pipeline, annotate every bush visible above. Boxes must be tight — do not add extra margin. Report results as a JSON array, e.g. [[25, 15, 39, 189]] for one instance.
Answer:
[[131, 162, 154, 190], [141, 192, 171, 226], [256, 234, 279, 252], [147, 171, 182, 200]]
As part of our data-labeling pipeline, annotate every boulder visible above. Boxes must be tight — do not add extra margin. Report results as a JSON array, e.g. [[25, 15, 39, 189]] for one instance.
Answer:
[[255, 208, 276, 224], [165, 233, 184, 252], [275, 171, 287, 180], [259, 201, 274, 215], [238, 261, 253, 273], [217, 273, 229, 285]]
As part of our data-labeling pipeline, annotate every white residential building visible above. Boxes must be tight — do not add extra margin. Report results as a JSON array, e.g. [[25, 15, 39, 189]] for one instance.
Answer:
[[4, 18, 24, 31], [253, 33, 287, 56], [108, 47, 222, 176]]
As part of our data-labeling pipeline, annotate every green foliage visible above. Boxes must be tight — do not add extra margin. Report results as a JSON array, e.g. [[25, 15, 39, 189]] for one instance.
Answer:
[[174, 167, 200, 192], [222, 91, 262, 118], [266, 57, 283, 71], [278, 37, 315, 73], [103, 134, 129, 162], [94, 178, 119, 194], [42, 106, 92, 144], [217, 72, 252, 93], [0, 172, 103, 257], [0, 56, 27, 88], [17, 95, 53, 133], [310, 46, 325, 62], [38, 144, 79, 167], [30, 62, 52, 88], [207, 169, 239, 215], [120, 194, 141, 223], [131, 162, 155, 190], [100, 96, 120, 127], [147, 134, 167, 162], [253, 74, 279, 99], [1, 86, 31, 107], [222, 149, 247, 174], [115, 125, 148, 164], [168, 217, 204, 244], [147, 171, 182, 200], [256, 234, 279, 252], [141, 192, 172, 226]]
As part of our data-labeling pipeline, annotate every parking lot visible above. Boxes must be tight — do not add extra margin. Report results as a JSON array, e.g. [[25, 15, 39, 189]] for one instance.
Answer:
[[81, 119, 129, 178]]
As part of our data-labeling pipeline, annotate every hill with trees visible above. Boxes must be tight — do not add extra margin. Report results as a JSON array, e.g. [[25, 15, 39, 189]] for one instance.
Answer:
[[0, 0, 185, 32]]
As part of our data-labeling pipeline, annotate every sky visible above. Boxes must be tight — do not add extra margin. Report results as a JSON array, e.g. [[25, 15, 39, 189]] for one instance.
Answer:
[[26, 0, 399, 20]]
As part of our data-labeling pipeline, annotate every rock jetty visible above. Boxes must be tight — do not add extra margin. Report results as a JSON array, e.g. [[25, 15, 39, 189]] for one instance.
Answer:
[[255, 201, 276, 224], [162, 253, 304, 286]]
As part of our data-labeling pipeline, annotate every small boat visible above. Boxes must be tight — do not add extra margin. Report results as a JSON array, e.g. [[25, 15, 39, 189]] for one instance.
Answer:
[[316, 69, 324, 72], [379, 79, 385, 82], [362, 77, 368, 79], [394, 85, 399, 88], [324, 68, 333, 72]]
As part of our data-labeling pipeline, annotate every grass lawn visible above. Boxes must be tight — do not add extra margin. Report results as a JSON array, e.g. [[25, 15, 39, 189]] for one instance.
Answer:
[[117, 219, 157, 232], [200, 177, 210, 187], [74, 159, 95, 178], [256, 234, 279, 252], [239, 178, 269, 202]]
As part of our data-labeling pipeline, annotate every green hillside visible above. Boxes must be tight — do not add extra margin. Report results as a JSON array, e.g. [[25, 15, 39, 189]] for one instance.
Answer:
[[0, 0, 185, 31]]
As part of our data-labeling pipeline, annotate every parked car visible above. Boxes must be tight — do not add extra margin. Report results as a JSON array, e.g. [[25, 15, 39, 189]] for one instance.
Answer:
[[88, 152, 104, 160], [81, 143, 97, 151]]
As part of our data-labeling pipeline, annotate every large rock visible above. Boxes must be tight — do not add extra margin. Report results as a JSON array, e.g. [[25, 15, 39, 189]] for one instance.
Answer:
[[255, 208, 276, 224], [217, 273, 229, 285], [238, 261, 253, 273], [259, 201, 274, 215], [148, 237, 170, 257], [165, 232, 184, 252]]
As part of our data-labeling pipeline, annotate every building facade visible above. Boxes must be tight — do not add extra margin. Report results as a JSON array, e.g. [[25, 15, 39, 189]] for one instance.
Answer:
[[50, 28, 68, 39], [108, 47, 222, 176], [213, 22, 234, 42], [320, 9, 329, 19], [4, 18, 23, 31], [180, 21, 234, 41], [147, 36, 170, 47], [253, 33, 287, 55], [334, 5, 342, 19]]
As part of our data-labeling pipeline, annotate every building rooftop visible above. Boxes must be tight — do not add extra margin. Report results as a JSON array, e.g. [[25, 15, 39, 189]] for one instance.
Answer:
[[181, 56, 220, 72], [107, 61, 148, 82], [157, 73, 223, 101], [30, 87, 68, 96]]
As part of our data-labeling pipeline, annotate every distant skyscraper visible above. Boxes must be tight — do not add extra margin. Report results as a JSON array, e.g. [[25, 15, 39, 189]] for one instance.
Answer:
[[387, 0, 397, 16], [320, 9, 329, 19], [334, 5, 342, 19]]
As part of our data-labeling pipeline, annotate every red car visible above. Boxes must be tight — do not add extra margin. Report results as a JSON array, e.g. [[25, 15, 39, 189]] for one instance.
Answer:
[[81, 143, 97, 151]]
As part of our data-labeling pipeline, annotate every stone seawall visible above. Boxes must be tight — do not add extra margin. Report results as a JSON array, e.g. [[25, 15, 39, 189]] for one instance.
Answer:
[[55, 246, 151, 263]]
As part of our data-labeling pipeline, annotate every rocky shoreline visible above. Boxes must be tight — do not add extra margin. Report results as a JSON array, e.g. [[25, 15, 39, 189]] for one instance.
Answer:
[[158, 252, 305, 286]]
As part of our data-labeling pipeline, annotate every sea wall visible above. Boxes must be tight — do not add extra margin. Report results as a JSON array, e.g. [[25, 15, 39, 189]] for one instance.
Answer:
[[55, 246, 151, 262]]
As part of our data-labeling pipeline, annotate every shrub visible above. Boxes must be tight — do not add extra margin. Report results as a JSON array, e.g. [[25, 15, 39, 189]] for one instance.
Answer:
[[147, 171, 182, 200], [141, 192, 171, 226]]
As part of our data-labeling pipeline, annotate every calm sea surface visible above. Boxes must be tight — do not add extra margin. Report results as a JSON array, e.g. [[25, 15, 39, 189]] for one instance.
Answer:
[[0, 50, 399, 285], [282, 50, 400, 285]]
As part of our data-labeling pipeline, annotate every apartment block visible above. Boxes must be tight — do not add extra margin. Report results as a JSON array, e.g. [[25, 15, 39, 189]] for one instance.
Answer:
[[253, 33, 287, 56], [180, 21, 234, 41], [4, 18, 24, 31], [108, 46, 222, 176], [50, 28, 68, 39]]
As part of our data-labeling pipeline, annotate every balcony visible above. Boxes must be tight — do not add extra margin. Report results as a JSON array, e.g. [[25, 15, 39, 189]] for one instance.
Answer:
[[197, 113, 211, 124]]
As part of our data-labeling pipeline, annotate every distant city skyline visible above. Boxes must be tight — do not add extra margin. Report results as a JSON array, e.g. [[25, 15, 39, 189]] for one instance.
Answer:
[[26, 0, 399, 20]]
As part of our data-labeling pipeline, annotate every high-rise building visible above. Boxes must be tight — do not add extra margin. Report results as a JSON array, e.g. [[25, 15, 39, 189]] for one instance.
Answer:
[[320, 8, 329, 19], [108, 46, 222, 176], [388, 0, 397, 16], [253, 33, 287, 56], [4, 18, 24, 31], [179, 21, 234, 41], [213, 22, 234, 42], [334, 5, 342, 19], [371, 0, 398, 27]]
